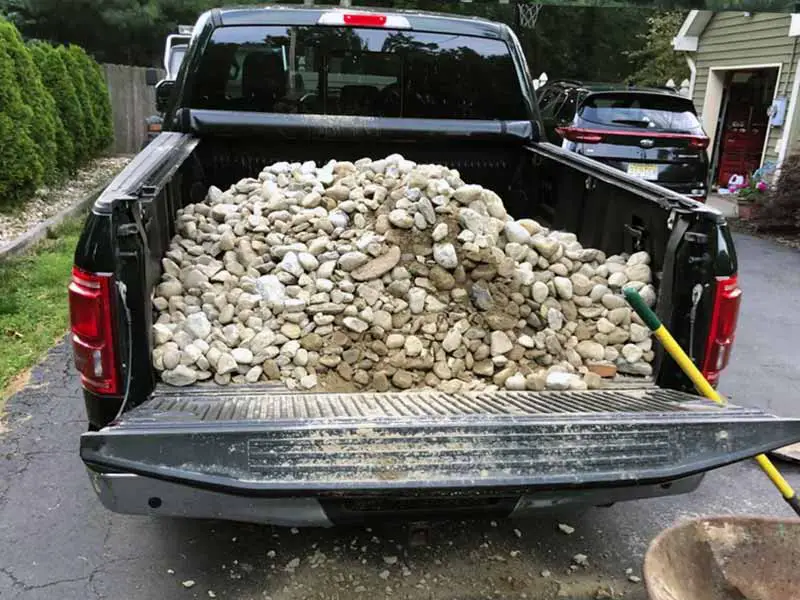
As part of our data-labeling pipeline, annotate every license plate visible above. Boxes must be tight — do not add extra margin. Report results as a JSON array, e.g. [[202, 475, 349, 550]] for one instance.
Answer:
[[627, 163, 659, 180]]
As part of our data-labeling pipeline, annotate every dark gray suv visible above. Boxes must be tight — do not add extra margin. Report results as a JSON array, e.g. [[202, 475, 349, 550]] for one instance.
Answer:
[[538, 80, 710, 202]]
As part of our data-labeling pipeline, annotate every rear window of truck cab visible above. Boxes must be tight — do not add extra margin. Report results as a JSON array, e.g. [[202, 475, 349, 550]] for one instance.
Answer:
[[188, 25, 528, 120]]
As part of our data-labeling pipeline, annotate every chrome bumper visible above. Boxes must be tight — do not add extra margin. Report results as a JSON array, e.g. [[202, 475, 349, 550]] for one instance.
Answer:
[[86, 468, 703, 526]]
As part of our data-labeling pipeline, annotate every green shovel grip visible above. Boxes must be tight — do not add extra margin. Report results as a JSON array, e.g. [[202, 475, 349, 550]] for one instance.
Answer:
[[623, 287, 662, 331]]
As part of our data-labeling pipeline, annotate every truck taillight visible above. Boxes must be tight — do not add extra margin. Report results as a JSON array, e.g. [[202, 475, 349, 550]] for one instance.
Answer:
[[702, 275, 742, 386], [69, 267, 119, 395]]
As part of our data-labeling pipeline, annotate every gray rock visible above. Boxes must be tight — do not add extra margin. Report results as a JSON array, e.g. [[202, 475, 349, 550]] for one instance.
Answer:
[[504, 221, 531, 245], [232, 348, 254, 364], [532, 281, 549, 303], [570, 273, 593, 296], [339, 251, 369, 272], [532, 237, 560, 259], [184, 313, 211, 340], [162, 365, 198, 387], [608, 272, 629, 288], [576, 340, 605, 361], [162, 348, 181, 370], [470, 282, 494, 311], [432, 222, 448, 242], [547, 308, 564, 331], [343, 317, 369, 333], [545, 371, 580, 390], [629, 323, 649, 343], [156, 279, 183, 299], [256, 275, 286, 309], [621, 344, 643, 363], [386, 334, 405, 349], [433, 243, 458, 270], [504, 373, 527, 391], [601, 293, 626, 310], [490, 331, 513, 356], [281, 323, 302, 339], [351, 246, 401, 281], [153, 324, 173, 345], [625, 263, 652, 283], [216, 353, 238, 375], [554, 276, 573, 300], [404, 336, 423, 356], [453, 184, 483, 204], [639, 284, 657, 307], [392, 370, 414, 389], [408, 287, 427, 314], [388, 209, 414, 229], [211, 204, 238, 222]]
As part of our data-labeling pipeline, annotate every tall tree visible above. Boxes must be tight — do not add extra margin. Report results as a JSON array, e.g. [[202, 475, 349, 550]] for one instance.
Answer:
[[626, 11, 690, 87]]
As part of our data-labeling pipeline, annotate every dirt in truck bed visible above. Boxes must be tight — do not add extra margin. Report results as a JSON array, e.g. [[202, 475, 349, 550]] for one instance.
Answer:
[[151, 154, 657, 396]]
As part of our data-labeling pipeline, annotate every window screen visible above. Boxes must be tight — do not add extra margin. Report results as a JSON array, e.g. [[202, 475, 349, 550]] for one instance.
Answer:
[[189, 25, 529, 120]]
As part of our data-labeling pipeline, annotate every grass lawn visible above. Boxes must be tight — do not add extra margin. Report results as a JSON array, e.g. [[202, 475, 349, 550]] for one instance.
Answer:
[[0, 216, 83, 403]]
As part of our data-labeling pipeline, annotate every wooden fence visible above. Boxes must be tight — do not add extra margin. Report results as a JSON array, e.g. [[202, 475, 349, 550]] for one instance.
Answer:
[[101, 63, 164, 154]]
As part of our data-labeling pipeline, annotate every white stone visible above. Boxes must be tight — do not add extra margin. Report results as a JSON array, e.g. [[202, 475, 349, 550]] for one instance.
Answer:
[[433, 243, 458, 269], [184, 313, 211, 340], [432, 223, 448, 242], [490, 331, 513, 356], [504, 221, 531, 245], [388, 209, 414, 229]]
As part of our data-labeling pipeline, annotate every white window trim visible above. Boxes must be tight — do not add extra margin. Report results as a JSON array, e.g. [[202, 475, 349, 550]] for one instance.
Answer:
[[791, 14, 800, 37]]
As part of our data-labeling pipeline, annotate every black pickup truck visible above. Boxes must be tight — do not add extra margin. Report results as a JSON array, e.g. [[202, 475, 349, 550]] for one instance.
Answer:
[[73, 6, 800, 527]]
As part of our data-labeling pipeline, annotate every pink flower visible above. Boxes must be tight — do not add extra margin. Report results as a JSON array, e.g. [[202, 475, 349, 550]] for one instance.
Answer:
[[756, 181, 768, 192]]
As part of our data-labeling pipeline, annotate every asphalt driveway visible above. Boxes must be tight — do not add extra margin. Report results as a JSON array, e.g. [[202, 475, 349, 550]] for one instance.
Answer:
[[2, 231, 800, 600]]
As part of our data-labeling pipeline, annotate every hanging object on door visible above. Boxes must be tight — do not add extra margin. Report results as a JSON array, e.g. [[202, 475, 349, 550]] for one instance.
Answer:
[[768, 97, 786, 127]]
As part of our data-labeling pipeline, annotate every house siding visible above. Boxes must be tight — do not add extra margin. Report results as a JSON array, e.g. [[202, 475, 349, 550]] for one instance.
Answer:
[[692, 12, 799, 169]]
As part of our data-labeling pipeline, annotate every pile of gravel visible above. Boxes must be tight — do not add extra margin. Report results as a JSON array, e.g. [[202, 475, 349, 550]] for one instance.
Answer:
[[151, 154, 655, 392]]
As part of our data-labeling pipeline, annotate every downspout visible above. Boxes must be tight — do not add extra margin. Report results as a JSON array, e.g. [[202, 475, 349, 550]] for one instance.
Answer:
[[777, 35, 800, 172], [685, 54, 697, 99]]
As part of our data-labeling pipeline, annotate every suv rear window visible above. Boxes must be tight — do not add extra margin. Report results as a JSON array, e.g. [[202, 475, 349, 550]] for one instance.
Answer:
[[578, 93, 702, 133], [189, 25, 528, 120]]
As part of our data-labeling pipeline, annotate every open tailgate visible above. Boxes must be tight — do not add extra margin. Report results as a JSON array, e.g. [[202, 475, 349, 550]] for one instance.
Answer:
[[82, 385, 800, 504]]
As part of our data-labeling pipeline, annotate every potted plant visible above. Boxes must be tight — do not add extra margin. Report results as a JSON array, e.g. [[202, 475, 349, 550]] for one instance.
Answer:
[[736, 173, 769, 220]]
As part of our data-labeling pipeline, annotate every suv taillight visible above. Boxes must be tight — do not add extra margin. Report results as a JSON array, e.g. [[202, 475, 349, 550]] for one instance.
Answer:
[[702, 275, 742, 386], [69, 267, 119, 395], [555, 126, 604, 144]]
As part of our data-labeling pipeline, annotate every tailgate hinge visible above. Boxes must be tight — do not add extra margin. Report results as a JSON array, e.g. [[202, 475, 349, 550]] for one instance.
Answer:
[[117, 186, 157, 237]]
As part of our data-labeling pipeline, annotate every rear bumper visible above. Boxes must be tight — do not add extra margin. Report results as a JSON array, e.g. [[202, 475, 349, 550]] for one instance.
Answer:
[[80, 387, 800, 524], [86, 469, 704, 526]]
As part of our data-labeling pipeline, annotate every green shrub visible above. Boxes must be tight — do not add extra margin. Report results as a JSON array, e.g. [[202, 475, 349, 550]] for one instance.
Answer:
[[80, 49, 113, 152], [64, 45, 101, 154], [28, 42, 75, 174], [0, 42, 43, 207], [50, 44, 90, 164], [0, 20, 59, 182], [753, 154, 800, 233]]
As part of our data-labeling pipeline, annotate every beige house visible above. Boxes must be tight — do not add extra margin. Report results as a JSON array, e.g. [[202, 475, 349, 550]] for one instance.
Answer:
[[673, 10, 800, 186]]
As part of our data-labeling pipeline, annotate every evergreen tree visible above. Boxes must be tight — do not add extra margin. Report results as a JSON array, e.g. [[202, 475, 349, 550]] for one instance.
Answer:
[[28, 40, 76, 172], [627, 11, 691, 87], [60, 44, 96, 159], [0, 38, 42, 205], [0, 19, 59, 180]]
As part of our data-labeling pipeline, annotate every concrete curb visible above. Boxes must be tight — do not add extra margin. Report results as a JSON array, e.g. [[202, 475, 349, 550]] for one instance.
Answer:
[[0, 183, 106, 263]]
